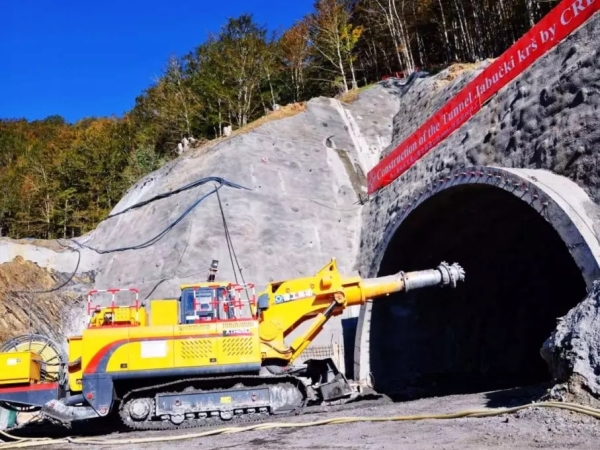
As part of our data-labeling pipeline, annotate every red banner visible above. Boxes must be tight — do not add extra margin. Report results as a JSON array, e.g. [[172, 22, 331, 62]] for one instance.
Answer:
[[367, 0, 599, 194]]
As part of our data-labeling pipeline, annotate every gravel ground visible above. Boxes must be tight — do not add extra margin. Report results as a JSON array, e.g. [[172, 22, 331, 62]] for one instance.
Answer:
[[8, 386, 600, 450]]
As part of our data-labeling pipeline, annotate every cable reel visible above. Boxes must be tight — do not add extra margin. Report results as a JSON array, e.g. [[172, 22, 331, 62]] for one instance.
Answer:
[[0, 333, 67, 412]]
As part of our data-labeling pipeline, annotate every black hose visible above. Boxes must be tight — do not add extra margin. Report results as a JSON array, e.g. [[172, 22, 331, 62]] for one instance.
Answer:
[[105, 176, 251, 220], [72, 177, 251, 254]]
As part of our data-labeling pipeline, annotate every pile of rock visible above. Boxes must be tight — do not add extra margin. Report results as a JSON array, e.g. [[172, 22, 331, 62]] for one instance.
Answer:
[[541, 281, 600, 407]]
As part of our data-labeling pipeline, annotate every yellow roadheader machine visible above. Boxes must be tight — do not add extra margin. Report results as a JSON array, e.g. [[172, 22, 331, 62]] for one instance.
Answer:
[[0, 258, 465, 430]]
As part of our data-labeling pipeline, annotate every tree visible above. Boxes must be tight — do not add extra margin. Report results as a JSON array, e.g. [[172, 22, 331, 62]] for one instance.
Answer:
[[279, 21, 311, 102], [217, 14, 270, 128], [0, 3, 560, 240], [161, 55, 203, 139], [340, 21, 364, 89], [185, 37, 230, 137], [130, 56, 204, 157], [306, 0, 362, 93], [362, 0, 415, 74], [186, 15, 272, 130]]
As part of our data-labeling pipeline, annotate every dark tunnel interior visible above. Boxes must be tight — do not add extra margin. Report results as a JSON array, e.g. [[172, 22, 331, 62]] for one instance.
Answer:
[[370, 184, 588, 401]]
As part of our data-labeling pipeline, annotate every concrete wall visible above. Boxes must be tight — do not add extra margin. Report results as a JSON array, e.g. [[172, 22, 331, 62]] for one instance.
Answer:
[[0, 84, 403, 359], [353, 166, 600, 383]]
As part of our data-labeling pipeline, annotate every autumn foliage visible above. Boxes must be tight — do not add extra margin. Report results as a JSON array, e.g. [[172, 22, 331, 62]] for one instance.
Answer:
[[0, 0, 556, 239]]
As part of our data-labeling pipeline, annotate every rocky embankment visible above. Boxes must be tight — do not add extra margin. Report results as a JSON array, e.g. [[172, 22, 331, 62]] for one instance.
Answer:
[[0, 256, 87, 344], [541, 280, 600, 407]]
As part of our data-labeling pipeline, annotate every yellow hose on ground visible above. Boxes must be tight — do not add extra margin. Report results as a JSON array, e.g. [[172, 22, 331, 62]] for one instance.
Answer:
[[0, 401, 599, 449]]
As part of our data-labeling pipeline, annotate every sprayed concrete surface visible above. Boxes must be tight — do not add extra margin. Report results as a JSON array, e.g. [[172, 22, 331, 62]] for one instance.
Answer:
[[27, 388, 600, 450], [26, 84, 403, 353], [86, 88, 400, 299]]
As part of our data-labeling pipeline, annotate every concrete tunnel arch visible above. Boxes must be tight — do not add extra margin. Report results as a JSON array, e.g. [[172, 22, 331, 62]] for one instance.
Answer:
[[353, 166, 600, 400]]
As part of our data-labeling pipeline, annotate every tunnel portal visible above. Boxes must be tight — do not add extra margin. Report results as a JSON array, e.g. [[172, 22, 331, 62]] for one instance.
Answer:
[[368, 170, 596, 401]]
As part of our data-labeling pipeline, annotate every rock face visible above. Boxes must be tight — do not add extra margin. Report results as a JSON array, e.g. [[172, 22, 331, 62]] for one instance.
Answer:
[[358, 13, 600, 277], [541, 281, 600, 407], [0, 256, 86, 345]]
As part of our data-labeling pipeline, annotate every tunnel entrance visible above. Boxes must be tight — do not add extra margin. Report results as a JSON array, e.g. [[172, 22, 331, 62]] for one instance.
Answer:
[[370, 183, 588, 400]]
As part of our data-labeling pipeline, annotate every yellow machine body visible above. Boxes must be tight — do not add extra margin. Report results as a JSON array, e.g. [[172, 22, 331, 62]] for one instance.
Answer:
[[67, 336, 84, 393], [0, 258, 464, 430], [66, 297, 261, 384], [149, 299, 179, 326], [78, 318, 260, 374], [0, 351, 42, 386]]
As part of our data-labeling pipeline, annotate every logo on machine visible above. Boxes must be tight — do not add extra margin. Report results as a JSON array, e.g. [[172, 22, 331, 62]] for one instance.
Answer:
[[274, 289, 313, 304], [223, 329, 250, 336]]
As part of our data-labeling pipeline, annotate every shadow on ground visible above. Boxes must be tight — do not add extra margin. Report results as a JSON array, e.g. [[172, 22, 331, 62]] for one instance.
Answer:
[[2, 412, 128, 441], [484, 383, 554, 408]]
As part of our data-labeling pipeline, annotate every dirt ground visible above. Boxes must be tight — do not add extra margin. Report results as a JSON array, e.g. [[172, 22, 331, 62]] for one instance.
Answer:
[[0, 256, 87, 343], [0, 256, 58, 342], [9, 385, 600, 450]]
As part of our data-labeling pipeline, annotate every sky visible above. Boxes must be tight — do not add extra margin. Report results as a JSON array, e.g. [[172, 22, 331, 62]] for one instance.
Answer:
[[0, 0, 314, 123]]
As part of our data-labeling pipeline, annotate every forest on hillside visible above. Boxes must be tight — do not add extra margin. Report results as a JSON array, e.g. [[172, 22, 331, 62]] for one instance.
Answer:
[[0, 0, 558, 239]]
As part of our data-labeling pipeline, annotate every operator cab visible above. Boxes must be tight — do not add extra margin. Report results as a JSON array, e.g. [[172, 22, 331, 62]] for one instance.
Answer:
[[180, 285, 236, 323], [179, 259, 257, 323]]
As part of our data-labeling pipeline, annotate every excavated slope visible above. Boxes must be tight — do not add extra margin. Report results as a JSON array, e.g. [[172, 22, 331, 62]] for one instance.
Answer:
[[0, 256, 85, 344], [46, 85, 403, 349]]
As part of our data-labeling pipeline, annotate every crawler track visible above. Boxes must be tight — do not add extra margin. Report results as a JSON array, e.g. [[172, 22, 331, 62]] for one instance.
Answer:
[[5, 392, 385, 441], [5, 377, 380, 438], [117, 374, 310, 431]]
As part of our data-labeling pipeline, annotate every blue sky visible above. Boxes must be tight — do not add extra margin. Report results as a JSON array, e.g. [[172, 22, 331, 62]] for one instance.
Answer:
[[0, 0, 314, 123]]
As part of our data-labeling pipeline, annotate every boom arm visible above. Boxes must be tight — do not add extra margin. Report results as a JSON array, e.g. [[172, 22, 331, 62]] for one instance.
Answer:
[[256, 258, 465, 363]]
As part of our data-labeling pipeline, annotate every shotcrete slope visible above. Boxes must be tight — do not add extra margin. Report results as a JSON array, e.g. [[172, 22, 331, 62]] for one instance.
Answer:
[[51, 85, 402, 346], [87, 89, 398, 296]]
